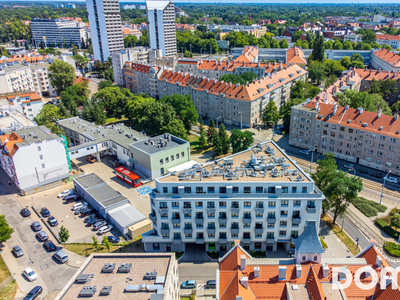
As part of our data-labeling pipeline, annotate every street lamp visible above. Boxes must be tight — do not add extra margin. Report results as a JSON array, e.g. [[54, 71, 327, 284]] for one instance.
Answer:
[[238, 112, 242, 129], [216, 116, 221, 129], [380, 170, 391, 204], [310, 145, 318, 173]]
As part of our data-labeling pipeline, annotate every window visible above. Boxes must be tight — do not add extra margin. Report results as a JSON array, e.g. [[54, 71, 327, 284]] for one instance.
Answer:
[[291, 231, 299, 238], [268, 187, 275, 194], [244, 201, 251, 207], [281, 211, 288, 216], [340, 126, 345, 131], [219, 201, 226, 207], [256, 187, 263, 193], [256, 212, 263, 218], [307, 200, 316, 208], [176, 153, 180, 159], [37, 146, 41, 151], [39, 155, 43, 160], [282, 187, 288, 193], [163, 187, 168, 193], [244, 187, 251, 193], [294, 200, 301, 206], [41, 163, 45, 169], [207, 202, 215, 208], [219, 186, 227, 194], [195, 201, 203, 208], [181, 152, 185, 157], [267, 223, 275, 228], [292, 187, 297, 193], [172, 187, 178, 194], [184, 187, 192, 193], [280, 221, 287, 227], [172, 202, 179, 208], [196, 187, 203, 193], [279, 231, 286, 236], [231, 212, 239, 218], [171, 155, 174, 161], [256, 201, 263, 208], [232, 201, 239, 208], [281, 200, 288, 207], [268, 201, 276, 207], [302, 187, 307, 193], [184, 202, 191, 209], [165, 157, 169, 163], [267, 232, 274, 239], [208, 187, 215, 193], [160, 159, 163, 165]]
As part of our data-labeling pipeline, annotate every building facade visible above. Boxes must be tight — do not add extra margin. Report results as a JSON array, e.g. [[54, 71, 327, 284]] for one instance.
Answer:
[[344, 34, 362, 43], [146, 0, 177, 57], [142, 141, 324, 253], [371, 48, 400, 72], [376, 34, 400, 49], [30, 18, 87, 48], [123, 62, 161, 97], [86, 0, 124, 62], [0, 92, 43, 119]]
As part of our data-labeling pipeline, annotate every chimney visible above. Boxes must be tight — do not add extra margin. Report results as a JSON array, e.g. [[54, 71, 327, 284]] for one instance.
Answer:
[[296, 264, 302, 278], [322, 264, 329, 277], [240, 255, 246, 270], [306, 98, 310, 104], [376, 255, 382, 268], [236, 297, 243, 300], [254, 266, 260, 278], [315, 102, 319, 110], [395, 114, 398, 120], [278, 266, 287, 280], [339, 266, 348, 280], [268, 62, 271, 68], [280, 62, 282, 69], [333, 104, 338, 115], [234, 240, 240, 247], [364, 266, 372, 278], [359, 107, 363, 114], [378, 108, 382, 118], [240, 276, 249, 289]]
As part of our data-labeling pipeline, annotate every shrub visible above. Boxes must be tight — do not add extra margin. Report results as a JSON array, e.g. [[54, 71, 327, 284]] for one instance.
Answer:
[[376, 219, 399, 239], [251, 250, 267, 258], [384, 242, 400, 257], [174, 251, 184, 259], [319, 236, 328, 250], [207, 251, 219, 259], [352, 197, 387, 217]]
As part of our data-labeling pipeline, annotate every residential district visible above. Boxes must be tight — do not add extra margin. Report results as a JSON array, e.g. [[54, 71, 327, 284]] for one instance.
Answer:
[[2, 1, 400, 300]]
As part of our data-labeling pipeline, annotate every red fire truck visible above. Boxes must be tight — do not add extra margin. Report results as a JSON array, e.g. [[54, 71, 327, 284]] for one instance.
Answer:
[[115, 166, 142, 187]]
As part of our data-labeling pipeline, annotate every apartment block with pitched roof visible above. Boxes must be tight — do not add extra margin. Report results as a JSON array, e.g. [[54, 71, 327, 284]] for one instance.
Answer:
[[142, 140, 324, 253], [0, 92, 43, 119], [371, 49, 400, 72], [123, 62, 162, 98]]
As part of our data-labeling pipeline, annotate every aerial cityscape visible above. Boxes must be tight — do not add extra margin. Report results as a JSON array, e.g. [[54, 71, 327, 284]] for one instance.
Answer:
[[1, 1, 400, 299]]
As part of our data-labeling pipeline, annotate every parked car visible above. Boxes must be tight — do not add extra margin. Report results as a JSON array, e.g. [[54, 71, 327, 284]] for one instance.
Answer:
[[98, 225, 113, 235], [20, 208, 31, 217], [58, 190, 72, 198], [48, 216, 58, 227], [93, 221, 107, 230], [86, 155, 96, 163], [385, 176, 398, 183], [23, 267, 37, 281], [36, 231, 48, 242], [80, 208, 93, 217], [299, 150, 310, 155], [64, 194, 79, 202], [53, 250, 69, 264], [31, 221, 42, 232], [43, 240, 56, 252], [206, 280, 216, 289], [24, 286, 43, 300], [369, 171, 382, 178], [72, 202, 87, 211], [181, 280, 196, 289], [344, 164, 355, 169], [84, 214, 97, 223], [40, 207, 51, 217], [74, 206, 87, 215], [106, 236, 120, 243], [88, 218, 103, 225], [12, 245, 24, 257], [357, 169, 368, 174]]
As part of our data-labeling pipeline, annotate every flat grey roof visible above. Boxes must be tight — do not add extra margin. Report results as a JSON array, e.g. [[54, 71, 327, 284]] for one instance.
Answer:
[[108, 205, 146, 229], [15, 125, 60, 145], [0, 63, 29, 73], [74, 174, 128, 209], [130, 133, 188, 155]]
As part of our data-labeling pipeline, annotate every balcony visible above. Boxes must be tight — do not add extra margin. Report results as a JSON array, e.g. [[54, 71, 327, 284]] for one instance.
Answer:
[[267, 217, 276, 224], [171, 218, 181, 224], [196, 237, 204, 244], [172, 238, 181, 244], [255, 227, 263, 234], [292, 216, 301, 225], [231, 228, 239, 234], [149, 214, 156, 222], [207, 207, 215, 213], [306, 206, 317, 213], [184, 228, 193, 234], [243, 216, 251, 221], [160, 228, 169, 234], [195, 218, 204, 223], [159, 208, 168, 214], [266, 237, 275, 243], [183, 208, 192, 213], [255, 207, 264, 213], [243, 237, 251, 243], [219, 218, 227, 226], [219, 237, 227, 244], [231, 207, 239, 214], [207, 228, 216, 234]]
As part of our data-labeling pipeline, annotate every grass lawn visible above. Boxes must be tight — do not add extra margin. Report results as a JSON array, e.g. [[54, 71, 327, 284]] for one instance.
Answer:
[[189, 134, 212, 155], [65, 239, 144, 257], [0, 255, 17, 300], [322, 215, 360, 256], [0, 256, 10, 283]]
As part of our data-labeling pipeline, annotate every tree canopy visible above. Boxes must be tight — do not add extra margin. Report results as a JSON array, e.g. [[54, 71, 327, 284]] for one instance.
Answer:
[[48, 60, 76, 95]]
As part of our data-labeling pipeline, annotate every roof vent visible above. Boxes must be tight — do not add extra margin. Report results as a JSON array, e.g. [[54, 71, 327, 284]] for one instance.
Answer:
[[322, 264, 329, 277], [362, 123, 367, 127], [348, 119, 351, 123], [278, 266, 287, 280], [379, 126, 383, 130]]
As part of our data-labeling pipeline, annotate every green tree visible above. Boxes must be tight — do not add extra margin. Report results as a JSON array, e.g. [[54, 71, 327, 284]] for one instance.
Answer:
[[343, 40, 353, 50], [382, 43, 393, 51], [308, 60, 326, 85], [218, 124, 230, 155], [184, 50, 193, 58], [92, 235, 99, 250], [163, 118, 189, 141], [301, 40, 309, 49], [333, 39, 343, 50], [290, 80, 305, 100], [61, 81, 89, 107], [104, 68, 114, 82], [199, 120, 207, 147], [102, 235, 111, 252], [58, 226, 70, 243], [369, 79, 398, 100], [0, 215, 14, 243], [361, 29, 376, 44], [311, 154, 337, 215], [14, 39, 19, 47], [338, 89, 391, 115], [271, 39, 280, 48], [325, 40, 333, 50], [48, 60, 76, 95], [82, 100, 107, 125], [351, 53, 364, 63], [324, 59, 345, 76], [230, 129, 254, 153], [309, 34, 325, 62], [73, 54, 89, 69], [324, 75, 338, 88], [93, 87, 129, 118], [279, 39, 289, 48], [34, 104, 65, 125], [98, 80, 113, 90], [340, 56, 351, 69], [207, 119, 217, 145], [212, 130, 221, 155], [262, 100, 280, 128], [391, 215, 400, 231], [161, 94, 199, 133], [325, 171, 363, 225]]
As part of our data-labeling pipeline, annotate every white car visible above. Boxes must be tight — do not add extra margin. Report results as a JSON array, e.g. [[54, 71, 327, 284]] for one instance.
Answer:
[[299, 150, 310, 155], [58, 190, 72, 198], [23, 267, 37, 281], [344, 164, 355, 169], [385, 176, 398, 183], [98, 225, 113, 235]]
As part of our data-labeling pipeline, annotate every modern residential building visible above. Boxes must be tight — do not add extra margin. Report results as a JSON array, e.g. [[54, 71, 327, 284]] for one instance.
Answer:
[[0, 92, 43, 119], [157, 63, 307, 127], [129, 133, 190, 179], [65, 3, 76, 8], [122, 4, 136, 9], [54, 253, 180, 300], [146, 0, 177, 57], [376, 34, 400, 49], [344, 34, 363, 43], [111, 47, 161, 86], [0, 125, 70, 195], [123, 62, 161, 97], [30, 63, 57, 97], [30, 18, 87, 48], [86, 0, 124, 62], [0, 108, 36, 135], [371, 48, 400, 72], [52, 3, 64, 7], [142, 140, 325, 253], [217, 239, 400, 300]]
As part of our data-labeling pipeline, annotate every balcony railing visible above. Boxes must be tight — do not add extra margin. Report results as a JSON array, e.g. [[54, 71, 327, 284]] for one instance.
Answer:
[[267, 217, 276, 224], [184, 228, 193, 234], [306, 206, 317, 213], [153, 192, 322, 199], [231, 228, 239, 234], [292, 216, 301, 225], [171, 218, 181, 224], [160, 228, 169, 234]]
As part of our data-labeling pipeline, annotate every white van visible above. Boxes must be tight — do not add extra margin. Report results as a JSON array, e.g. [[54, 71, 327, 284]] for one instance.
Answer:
[[53, 250, 69, 264], [72, 202, 87, 211]]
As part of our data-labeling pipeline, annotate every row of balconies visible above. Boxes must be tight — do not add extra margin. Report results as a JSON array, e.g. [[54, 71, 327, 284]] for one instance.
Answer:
[[160, 235, 287, 244], [157, 206, 316, 214]]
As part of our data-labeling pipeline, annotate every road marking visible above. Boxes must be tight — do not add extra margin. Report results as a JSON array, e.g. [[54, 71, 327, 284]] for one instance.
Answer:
[[197, 284, 206, 289]]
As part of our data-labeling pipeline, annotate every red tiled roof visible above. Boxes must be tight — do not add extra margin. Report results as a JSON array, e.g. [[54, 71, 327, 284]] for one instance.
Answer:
[[286, 46, 306, 65], [0, 92, 42, 103], [74, 76, 89, 84], [234, 46, 259, 64], [372, 49, 400, 67], [356, 68, 400, 81], [376, 34, 400, 41]]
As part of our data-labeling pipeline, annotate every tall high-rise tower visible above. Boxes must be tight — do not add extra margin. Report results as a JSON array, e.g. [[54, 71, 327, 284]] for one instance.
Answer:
[[146, 0, 177, 57], [86, 0, 124, 62]]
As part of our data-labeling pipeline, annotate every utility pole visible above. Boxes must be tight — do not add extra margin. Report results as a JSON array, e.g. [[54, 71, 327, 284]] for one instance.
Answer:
[[380, 170, 391, 204]]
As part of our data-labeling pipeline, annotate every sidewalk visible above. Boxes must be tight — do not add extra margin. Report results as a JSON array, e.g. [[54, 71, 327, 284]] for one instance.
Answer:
[[319, 220, 354, 258]]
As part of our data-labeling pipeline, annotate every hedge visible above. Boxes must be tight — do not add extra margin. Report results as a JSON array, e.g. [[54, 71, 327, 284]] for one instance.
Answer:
[[384, 242, 400, 257], [352, 197, 387, 217], [319, 236, 328, 250], [376, 219, 400, 239]]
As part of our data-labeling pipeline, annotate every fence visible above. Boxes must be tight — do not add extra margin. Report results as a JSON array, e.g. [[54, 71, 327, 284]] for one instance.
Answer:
[[0, 275, 14, 290]]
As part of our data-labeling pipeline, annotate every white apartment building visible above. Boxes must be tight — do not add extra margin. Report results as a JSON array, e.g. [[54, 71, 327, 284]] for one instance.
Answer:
[[0, 125, 70, 195], [30, 18, 87, 48], [344, 34, 362, 43], [30, 63, 57, 97], [146, 0, 177, 57], [86, 0, 124, 62], [142, 141, 325, 253], [0, 92, 43, 119], [376, 34, 400, 49]]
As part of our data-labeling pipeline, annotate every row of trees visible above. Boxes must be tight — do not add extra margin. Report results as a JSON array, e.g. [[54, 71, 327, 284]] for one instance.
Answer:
[[123, 30, 149, 48]]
